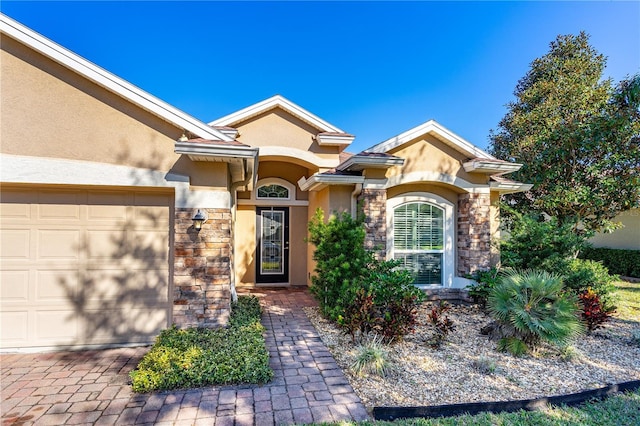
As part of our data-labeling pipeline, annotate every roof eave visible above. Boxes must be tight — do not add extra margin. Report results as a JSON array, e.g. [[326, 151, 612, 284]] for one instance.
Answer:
[[490, 182, 533, 194], [297, 174, 365, 191], [463, 160, 523, 174], [336, 155, 405, 172]]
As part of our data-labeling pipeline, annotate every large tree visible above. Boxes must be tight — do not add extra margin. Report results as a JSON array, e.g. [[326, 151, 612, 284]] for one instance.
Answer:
[[490, 32, 640, 232]]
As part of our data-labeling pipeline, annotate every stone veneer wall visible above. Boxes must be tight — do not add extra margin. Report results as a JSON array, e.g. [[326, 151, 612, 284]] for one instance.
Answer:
[[457, 193, 491, 276], [173, 208, 232, 328], [359, 188, 387, 260]]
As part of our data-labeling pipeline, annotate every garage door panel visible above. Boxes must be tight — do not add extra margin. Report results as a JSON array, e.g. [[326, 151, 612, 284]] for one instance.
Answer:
[[81, 307, 168, 343], [35, 309, 78, 341], [82, 268, 167, 303], [1, 270, 29, 302], [0, 200, 30, 219], [1, 311, 28, 343], [129, 230, 169, 261], [86, 229, 126, 260], [87, 205, 128, 222], [36, 269, 78, 302], [37, 230, 80, 259], [37, 192, 82, 219], [0, 229, 31, 259]]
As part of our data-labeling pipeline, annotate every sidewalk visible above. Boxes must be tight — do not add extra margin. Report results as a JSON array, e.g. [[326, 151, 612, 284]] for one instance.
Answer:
[[1, 288, 370, 425]]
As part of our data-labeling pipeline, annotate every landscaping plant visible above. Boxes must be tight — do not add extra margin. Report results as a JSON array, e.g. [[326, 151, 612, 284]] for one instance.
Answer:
[[129, 295, 272, 392], [487, 269, 584, 356], [580, 247, 640, 278], [578, 287, 616, 332], [466, 267, 500, 307], [427, 301, 456, 348], [308, 208, 424, 343], [350, 335, 391, 377]]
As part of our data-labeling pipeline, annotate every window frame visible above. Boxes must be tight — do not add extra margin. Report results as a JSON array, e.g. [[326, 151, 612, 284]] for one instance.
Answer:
[[386, 193, 455, 288]]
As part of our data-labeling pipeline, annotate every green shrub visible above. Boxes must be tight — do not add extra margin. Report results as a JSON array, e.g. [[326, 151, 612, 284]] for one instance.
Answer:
[[499, 209, 588, 270], [580, 247, 640, 277], [130, 295, 272, 392], [466, 267, 501, 307], [487, 269, 584, 355], [559, 258, 618, 312], [307, 209, 372, 321]]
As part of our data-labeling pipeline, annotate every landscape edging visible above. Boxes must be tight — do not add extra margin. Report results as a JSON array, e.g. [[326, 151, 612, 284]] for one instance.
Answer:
[[372, 380, 640, 421]]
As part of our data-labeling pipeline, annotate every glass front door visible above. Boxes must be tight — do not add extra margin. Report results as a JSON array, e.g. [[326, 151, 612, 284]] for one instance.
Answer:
[[256, 207, 289, 283]]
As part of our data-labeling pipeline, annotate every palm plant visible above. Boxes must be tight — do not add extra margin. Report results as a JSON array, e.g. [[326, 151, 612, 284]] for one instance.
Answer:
[[487, 269, 584, 355]]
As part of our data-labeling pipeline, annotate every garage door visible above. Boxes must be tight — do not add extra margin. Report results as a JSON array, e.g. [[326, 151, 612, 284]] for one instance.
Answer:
[[0, 187, 172, 350]]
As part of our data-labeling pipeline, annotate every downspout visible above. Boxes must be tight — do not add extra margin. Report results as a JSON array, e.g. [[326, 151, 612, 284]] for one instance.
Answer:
[[229, 158, 254, 303], [351, 183, 363, 217]]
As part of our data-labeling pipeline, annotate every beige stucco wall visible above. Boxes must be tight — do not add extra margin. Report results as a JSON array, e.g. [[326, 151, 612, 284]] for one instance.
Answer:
[[232, 108, 340, 158], [1, 36, 228, 190], [386, 135, 488, 186], [386, 184, 459, 206], [255, 161, 309, 200], [590, 208, 640, 250]]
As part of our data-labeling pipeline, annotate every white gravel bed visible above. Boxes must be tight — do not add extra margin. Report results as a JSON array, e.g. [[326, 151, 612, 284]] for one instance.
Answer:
[[304, 302, 640, 408]]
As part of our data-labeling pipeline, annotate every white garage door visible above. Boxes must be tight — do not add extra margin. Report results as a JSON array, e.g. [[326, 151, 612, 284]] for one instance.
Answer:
[[0, 187, 172, 350]]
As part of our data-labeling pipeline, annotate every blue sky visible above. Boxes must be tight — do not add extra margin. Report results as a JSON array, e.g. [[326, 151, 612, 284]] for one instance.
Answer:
[[2, 1, 639, 153]]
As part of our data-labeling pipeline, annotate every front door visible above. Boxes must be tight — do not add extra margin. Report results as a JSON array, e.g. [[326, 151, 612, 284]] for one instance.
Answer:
[[256, 207, 289, 284]]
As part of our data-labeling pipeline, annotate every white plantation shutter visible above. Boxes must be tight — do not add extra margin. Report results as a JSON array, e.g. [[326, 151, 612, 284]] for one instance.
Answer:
[[393, 203, 444, 285]]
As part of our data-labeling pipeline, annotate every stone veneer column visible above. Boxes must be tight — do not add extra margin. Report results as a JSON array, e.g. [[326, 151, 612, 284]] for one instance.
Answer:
[[358, 188, 387, 260], [173, 208, 232, 328], [457, 193, 491, 276]]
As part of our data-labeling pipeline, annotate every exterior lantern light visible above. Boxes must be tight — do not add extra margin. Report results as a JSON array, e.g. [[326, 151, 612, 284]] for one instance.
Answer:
[[192, 209, 206, 230]]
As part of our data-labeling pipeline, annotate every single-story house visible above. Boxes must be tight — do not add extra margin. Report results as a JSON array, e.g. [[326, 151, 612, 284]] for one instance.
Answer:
[[0, 14, 530, 351]]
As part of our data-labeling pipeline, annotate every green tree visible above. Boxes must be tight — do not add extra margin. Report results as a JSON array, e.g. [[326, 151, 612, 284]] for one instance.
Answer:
[[490, 32, 640, 232]]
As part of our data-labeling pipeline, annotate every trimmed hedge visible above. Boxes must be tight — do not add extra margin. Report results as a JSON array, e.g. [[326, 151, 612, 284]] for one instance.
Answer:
[[580, 247, 640, 278], [130, 295, 272, 393]]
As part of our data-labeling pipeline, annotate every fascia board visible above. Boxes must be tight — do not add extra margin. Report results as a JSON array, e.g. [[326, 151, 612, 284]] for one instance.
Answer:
[[337, 155, 405, 171], [463, 160, 523, 174], [366, 119, 495, 160], [490, 181, 533, 194], [175, 141, 259, 159], [0, 14, 231, 142], [298, 174, 365, 191], [316, 133, 355, 146], [209, 95, 344, 133]]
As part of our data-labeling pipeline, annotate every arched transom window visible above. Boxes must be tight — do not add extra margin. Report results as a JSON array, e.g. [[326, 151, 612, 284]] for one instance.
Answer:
[[257, 184, 289, 200], [393, 202, 444, 285]]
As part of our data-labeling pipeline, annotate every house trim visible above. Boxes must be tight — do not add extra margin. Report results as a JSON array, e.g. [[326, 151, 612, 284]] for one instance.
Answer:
[[0, 153, 230, 208], [384, 171, 491, 194], [258, 146, 339, 169], [366, 119, 495, 160], [209, 95, 345, 134]]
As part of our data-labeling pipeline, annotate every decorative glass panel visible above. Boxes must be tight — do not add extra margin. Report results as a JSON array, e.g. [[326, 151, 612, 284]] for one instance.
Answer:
[[260, 211, 284, 274], [257, 184, 289, 199], [393, 202, 444, 285]]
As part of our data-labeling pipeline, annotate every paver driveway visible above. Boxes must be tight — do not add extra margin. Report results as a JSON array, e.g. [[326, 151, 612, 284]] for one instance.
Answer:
[[1, 288, 370, 425]]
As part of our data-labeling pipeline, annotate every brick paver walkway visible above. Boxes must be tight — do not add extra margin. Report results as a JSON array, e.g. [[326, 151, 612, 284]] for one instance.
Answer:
[[0, 288, 370, 425]]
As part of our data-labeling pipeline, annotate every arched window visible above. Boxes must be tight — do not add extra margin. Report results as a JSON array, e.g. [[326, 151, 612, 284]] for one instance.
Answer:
[[392, 202, 445, 285], [257, 184, 289, 200]]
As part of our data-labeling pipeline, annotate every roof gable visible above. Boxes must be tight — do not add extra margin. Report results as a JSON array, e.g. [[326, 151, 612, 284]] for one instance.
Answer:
[[210, 95, 351, 137], [365, 119, 495, 160], [0, 13, 231, 143]]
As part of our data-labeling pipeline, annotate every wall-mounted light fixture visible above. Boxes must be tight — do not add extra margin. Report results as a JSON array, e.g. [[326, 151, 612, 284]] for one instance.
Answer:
[[192, 209, 207, 230]]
